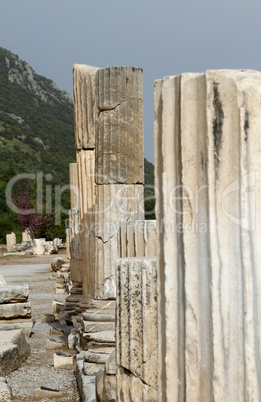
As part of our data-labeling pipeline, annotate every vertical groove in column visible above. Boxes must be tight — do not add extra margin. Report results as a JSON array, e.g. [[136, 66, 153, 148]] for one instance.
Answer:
[[69, 163, 79, 210], [73, 64, 99, 150], [116, 258, 158, 392], [180, 73, 212, 401]]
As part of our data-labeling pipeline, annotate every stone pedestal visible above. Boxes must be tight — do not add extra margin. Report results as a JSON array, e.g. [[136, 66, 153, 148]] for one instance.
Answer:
[[155, 69, 261, 401], [116, 257, 158, 401]]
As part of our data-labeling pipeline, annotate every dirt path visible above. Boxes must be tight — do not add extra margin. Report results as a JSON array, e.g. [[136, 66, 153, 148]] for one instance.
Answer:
[[0, 254, 80, 401]]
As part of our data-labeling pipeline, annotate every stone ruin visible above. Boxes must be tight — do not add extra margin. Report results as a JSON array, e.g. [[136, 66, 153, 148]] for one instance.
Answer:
[[64, 68, 261, 401]]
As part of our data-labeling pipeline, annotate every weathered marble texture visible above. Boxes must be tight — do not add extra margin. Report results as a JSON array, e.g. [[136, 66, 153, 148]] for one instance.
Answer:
[[95, 185, 144, 299], [119, 220, 156, 258], [155, 69, 261, 401], [69, 209, 82, 284], [116, 257, 158, 400], [73, 64, 99, 150], [95, 66, 144, 184], [77, 149, 96, 299], [69, 163, 79, 210]]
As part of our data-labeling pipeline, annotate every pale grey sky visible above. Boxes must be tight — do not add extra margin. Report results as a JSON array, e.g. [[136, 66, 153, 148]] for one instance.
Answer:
[[1, 0, 261, 162]]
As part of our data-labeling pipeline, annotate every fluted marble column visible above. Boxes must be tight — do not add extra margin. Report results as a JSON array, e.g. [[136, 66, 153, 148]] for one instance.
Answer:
[[119, 220, 156, 258], [155, 69, 261, 401], [95, 67, 144, 184], [116, 257, 158, 401]]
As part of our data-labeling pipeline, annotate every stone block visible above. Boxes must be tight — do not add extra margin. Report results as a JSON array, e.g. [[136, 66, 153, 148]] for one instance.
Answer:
[[83, 361, 105, 376], [0, 284, 29, 303], [46, 338, 64, 350], [76, 358, 96, 402], [97, 369, 117, 402], [73, 64, 99, 150], [119, 220, 156, 258], [0, 329, 30, 376], [95, 66, 144, 184], [35, 387, 63, 399], [6, 232, 16, 252], [42, 313, 55, 323], [95, 184, 144, 299], [53, 352, 74, 369], [84, 350, 111, 364], [0, 318, 34, 338], [116, 258, 157, 389], [0, 302, 31, 319], [82, 321, 115, 333], [117, 367, 158, 402]]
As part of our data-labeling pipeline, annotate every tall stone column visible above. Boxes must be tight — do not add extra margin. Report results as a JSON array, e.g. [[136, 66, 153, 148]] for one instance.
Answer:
[[94, 66, 144, 300], [73, 64, 98, 302], [155, 70, 261, 401]]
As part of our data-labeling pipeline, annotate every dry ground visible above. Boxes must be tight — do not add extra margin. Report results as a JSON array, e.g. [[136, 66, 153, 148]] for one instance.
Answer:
[[0, 251, 80, 401]]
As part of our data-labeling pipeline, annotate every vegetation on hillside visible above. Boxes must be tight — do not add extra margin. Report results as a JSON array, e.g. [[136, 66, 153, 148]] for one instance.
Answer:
[[0, 47, 155, 243]]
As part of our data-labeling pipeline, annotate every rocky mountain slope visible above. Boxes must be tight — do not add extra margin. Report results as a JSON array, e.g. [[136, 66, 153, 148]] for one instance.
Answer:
[[0, 47, 75, 183]]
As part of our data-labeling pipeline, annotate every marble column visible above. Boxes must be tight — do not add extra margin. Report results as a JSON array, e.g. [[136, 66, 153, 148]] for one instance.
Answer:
[[155, 69, 261, 401]]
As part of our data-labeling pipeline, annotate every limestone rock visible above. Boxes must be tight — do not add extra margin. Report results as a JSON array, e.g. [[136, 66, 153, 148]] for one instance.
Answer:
[[83, 362, 104, 376]]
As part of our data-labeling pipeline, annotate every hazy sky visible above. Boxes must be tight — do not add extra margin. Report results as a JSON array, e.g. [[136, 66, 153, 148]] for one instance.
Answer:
[[1, 0, 261, 162]]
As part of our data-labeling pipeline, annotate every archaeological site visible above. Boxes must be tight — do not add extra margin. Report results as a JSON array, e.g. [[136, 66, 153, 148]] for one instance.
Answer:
[[2, 66, 261, 402]]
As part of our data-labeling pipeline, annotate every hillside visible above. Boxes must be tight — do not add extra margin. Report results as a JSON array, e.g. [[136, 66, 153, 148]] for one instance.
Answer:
[[0, 47, 155, 241], [0, 47, 75, 184]]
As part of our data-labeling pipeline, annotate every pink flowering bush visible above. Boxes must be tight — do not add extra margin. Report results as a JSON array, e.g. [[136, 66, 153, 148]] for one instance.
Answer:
[[7, 184, 54, 239]]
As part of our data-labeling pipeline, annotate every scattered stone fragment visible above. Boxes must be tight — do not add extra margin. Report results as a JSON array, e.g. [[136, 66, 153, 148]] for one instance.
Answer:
[[35, 386, 63, 399], [50, 257, 64, 272], [46, 338, 63, 350], [0, 302, 31, 319], [53, 352, 74, 369], [0, 284, 29, 303], [42, 313, 55, 323]]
